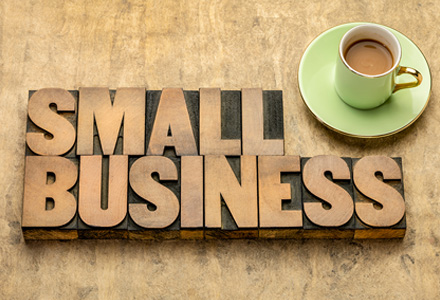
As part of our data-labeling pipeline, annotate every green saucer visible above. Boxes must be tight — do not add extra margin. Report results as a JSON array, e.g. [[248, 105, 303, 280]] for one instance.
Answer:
[[298, 22, 431, 138]]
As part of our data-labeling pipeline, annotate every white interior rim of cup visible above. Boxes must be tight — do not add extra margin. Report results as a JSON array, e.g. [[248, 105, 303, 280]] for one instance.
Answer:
[[339, 24, 402, 78]]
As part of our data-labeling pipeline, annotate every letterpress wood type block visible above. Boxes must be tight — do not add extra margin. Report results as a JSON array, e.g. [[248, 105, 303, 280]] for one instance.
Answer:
[[258, 156, 303, 239], [205, 156, 258, 239], [77, 155, 129, 239], [352, 157, 406, 239], [22, 156, 79, 240], [301, 156, 355, 239], [146, 89, 198, 156], [128, 156, 181, 240], [221, 91, 242, 145], [26, 89, 77, 158], [242, 88, 284, 155], [263, 90, 284, 142], [199, 88, 241, 155], [180, 156, 204, 239], [77, 88, 145, 156]]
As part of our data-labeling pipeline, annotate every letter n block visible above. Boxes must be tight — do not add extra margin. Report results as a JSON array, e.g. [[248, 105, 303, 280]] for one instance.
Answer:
[[204, 156, 258, 239]]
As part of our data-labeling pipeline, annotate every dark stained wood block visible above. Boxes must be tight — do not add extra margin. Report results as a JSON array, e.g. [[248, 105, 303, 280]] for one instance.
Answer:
[[26, 89, 78, 158], [301, 156, 355, 239], [128, 155, 181, 240], [258, 156, 303, 239], [352, 157, 406, 239], [221, 91, 242, 141], [204, 156, 258, 239], [22, 156, 79, 240], [263, 90, 284, 141], [77, 155, 128, 239]]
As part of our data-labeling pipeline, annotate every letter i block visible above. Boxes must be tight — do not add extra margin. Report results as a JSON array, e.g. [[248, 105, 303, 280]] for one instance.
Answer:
[[258, 156, 303, 239], [301, 156, 356, 239], [22, 156, 79, 240], [26, 89, 78, 158], [77, 156, 129, 239], [180, 156, 204, 239], [128, 156, 181, 240], [204, 156, 258, 239], [352, 157, 406, 239]]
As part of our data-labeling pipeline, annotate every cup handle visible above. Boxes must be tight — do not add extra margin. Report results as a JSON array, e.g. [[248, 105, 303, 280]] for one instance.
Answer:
[[393, 66, 423, 93]]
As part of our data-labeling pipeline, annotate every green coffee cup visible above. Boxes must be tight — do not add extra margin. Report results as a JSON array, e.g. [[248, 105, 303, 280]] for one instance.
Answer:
[[335, 24, 422, 110]]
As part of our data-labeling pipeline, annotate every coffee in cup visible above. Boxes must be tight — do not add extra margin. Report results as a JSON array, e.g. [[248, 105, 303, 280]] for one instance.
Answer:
[[334, 24, 422, 109], [344, 39, 393, 75]]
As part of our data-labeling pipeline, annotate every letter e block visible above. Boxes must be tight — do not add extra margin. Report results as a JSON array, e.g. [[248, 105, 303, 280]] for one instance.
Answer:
[[258, 156, 303, 239]]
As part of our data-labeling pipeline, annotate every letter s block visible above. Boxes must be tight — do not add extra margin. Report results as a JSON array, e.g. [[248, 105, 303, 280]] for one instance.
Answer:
[[301, 156, 355, 239], [353, 156, 406, 239]]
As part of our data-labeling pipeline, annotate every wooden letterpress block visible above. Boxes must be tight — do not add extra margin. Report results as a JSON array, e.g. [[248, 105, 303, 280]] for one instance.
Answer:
[[22, 156, 79, 240], [221, 91, 242, 142], [301, 156, 355, 239], [128, 156, 181, 240], [204, 156, 258, 239], [77, 87, 146, 155], [258, 156, 303, 239], [242, 88, 284, 156], [352, 157, 406, 239], [146, 89, 198, 156], [77, 155, 129, 239], [26, 89, 77, 158], [262, 90, 284, 142], [199, 88, 241, 155], [180, 156, 204, 239]]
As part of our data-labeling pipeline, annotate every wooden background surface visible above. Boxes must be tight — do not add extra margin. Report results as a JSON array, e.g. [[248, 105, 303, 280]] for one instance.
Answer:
[[1, 0, 439, 299]]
